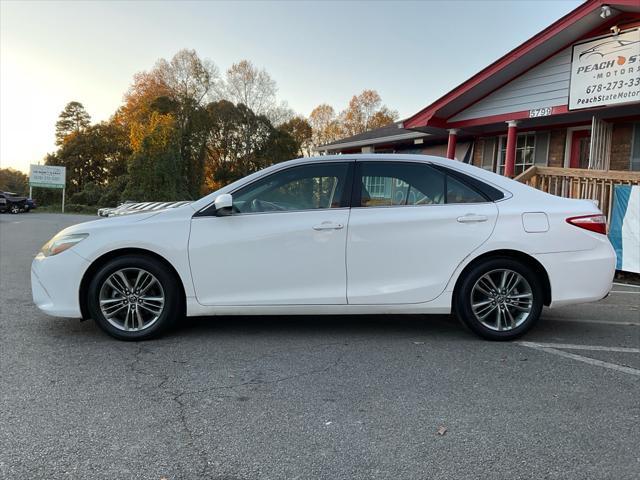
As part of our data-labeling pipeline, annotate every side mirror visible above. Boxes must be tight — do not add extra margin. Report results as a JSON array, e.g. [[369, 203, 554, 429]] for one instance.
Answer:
[[214, 193, 233, 216]]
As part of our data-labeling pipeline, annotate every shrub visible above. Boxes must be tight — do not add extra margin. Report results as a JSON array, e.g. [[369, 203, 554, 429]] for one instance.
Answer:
[[64, 204, 98, 214]]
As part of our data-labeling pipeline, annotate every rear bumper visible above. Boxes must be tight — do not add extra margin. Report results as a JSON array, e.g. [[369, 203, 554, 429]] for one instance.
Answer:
[[31, 250, 89, 318], [534, 239, 616, 308]]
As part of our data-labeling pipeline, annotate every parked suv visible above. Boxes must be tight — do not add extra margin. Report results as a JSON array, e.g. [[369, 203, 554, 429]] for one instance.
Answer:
[[0, 192, 27, 214]]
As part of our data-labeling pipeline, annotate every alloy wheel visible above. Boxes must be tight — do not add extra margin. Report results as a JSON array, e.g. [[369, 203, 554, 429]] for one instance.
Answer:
[[470, 268, 533, 332], [98, 268, 165, 332]]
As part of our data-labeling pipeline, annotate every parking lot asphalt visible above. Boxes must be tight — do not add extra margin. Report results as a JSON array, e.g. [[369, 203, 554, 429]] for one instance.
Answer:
[[1, 213, 639, 480]]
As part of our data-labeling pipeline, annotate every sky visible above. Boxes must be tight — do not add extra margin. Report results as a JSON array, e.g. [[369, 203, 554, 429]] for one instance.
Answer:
[[1, 0, 583, 173]]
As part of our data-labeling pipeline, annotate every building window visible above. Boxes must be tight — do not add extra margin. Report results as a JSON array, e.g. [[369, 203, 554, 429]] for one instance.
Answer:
[[364, 176, 388, 198], [497, 133, 536, 176]]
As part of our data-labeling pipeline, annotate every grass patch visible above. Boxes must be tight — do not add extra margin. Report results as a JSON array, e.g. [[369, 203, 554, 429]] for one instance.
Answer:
[[35, 204, 99, 215]]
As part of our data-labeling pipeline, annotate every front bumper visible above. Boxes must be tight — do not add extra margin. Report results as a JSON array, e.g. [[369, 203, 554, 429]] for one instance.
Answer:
[[31, 250, 90, 318]]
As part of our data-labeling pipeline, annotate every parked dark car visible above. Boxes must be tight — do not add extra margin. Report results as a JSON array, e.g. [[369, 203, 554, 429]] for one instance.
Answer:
[[24, 198, 37, 212], [0, 192, 28, 214]]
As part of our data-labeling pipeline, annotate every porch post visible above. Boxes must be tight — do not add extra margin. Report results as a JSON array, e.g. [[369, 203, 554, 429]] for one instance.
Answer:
[[446, 129, 458, 159], [504, 120, 518, 177]]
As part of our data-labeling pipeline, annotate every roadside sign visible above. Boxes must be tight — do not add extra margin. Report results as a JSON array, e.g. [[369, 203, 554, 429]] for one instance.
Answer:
[[29, 164, 66, 189], [29, 164, 67, 212]]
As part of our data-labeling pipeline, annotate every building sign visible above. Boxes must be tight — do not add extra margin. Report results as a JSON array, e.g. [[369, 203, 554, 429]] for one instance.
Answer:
[[569, 29, 640, 110], [29, 164, 66, 189]]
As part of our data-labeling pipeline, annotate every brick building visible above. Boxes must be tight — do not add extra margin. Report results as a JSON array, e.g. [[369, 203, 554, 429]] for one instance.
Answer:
[[319, 0, 640, 177]]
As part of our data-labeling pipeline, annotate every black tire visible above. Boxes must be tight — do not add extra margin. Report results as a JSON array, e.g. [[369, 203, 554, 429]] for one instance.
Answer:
[[10, 204, 20, 214], [87, 254, 181, 341], [454, 257, 544, 341]]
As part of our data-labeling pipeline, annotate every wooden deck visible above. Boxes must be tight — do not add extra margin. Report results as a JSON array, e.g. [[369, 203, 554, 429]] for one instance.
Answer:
[[515, 166, 640, 221]]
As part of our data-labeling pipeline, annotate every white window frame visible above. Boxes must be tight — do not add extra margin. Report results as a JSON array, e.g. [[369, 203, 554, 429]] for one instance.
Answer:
[[364, 176, 387, 198], [497, 132, 537, 176]]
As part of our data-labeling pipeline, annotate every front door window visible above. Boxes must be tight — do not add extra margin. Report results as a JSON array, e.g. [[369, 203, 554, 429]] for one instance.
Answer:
[[233, 162, 352, 213]]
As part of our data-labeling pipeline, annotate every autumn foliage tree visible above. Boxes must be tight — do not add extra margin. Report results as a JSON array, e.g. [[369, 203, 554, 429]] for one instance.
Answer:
[[280, 116, 313, 157], [340, 90, 398, 137], [40, 50, 397, 208], [308, 90, 398, 149], [309, 104, 343, 147]]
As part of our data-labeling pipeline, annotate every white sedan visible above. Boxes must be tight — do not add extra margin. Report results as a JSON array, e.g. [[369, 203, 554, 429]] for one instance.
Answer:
[[31, 155, 616, 341]]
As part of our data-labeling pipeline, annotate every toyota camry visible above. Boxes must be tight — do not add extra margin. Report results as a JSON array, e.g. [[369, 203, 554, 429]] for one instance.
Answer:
[[31, 154, 616, 341]]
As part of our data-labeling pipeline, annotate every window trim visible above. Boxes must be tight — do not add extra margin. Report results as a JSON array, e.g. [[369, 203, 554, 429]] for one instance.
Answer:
[[431, 164, 504, 202]]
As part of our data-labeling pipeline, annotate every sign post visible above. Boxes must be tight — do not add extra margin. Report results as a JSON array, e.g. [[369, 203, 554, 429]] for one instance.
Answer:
[[29, 165, 66, 212]]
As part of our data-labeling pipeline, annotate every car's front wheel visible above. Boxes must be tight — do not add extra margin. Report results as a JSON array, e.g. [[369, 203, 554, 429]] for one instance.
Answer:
[[454, 257, 544, 341], [10, 204, 21, 214], [87, 255, 181, 340]]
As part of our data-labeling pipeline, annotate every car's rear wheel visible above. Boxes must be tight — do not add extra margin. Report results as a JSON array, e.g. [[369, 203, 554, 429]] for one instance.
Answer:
[[454, 257, 544, 341], [87, 255, 180, 340], [10, 204, 20, 214]]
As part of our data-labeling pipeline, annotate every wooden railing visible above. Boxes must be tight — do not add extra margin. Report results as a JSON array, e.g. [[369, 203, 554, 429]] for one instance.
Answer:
[[515, 166, 640, 221]]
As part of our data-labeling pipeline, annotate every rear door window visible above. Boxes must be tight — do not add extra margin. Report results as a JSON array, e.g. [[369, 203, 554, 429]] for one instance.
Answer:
[[357, 162, 445, 207]]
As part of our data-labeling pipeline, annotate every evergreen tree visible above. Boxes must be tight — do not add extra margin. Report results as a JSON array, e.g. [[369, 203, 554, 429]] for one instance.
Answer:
[[55, 101, 91, 145]]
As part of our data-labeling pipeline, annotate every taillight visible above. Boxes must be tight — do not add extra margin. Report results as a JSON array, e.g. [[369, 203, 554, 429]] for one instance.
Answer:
[[566, 214, 607, 235]]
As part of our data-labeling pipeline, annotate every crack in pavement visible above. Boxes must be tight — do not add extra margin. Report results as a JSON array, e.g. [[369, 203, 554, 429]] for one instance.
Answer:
[[121, 341, 346, 479]]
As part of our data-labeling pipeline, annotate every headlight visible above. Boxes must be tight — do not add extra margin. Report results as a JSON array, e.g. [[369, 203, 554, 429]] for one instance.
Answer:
[[40, 233, 89, 257]]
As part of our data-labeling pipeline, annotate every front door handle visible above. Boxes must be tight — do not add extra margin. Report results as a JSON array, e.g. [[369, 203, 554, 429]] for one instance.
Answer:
[[457, 214, 488, 223], [313, 222, 344, 231]]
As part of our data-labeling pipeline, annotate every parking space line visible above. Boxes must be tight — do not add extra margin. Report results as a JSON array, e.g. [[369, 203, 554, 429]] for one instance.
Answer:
[[519, 341, 639, 353], [613, 282, 640, 288], [518, 342, 640, 377], [610, 290, 640, 294], [542, 317, 639, 326]]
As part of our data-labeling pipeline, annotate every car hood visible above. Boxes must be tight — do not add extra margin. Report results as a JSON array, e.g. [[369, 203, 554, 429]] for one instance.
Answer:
[[53, 206, 195, 238]]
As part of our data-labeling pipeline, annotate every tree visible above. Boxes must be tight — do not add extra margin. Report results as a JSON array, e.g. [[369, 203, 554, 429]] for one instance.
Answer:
[[0, 168, 29, 196], [224, 60, 277, 118], [55, 101, 91, 145], [309, 104, 343, 147], [268, 101, 295, 127], [340, 90, 398, 137], [203, 100, 297, 190], [91, 121, 132, 182], [280, 116, 313, 157], [151, 50, 220, 197], [257, 127, 299, 167], [120, 72, 173, 144], [122, 49, 221, 198], [49, 129, 104, 195], [154, 49, 222, 107], [124, 112, 184, 201], [47, 121, 131, 196]]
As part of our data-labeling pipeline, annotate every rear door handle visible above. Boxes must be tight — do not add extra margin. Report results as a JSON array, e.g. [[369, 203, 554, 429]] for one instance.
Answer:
[[313, 222, 344, 231], [457, 214, 488, 223]]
